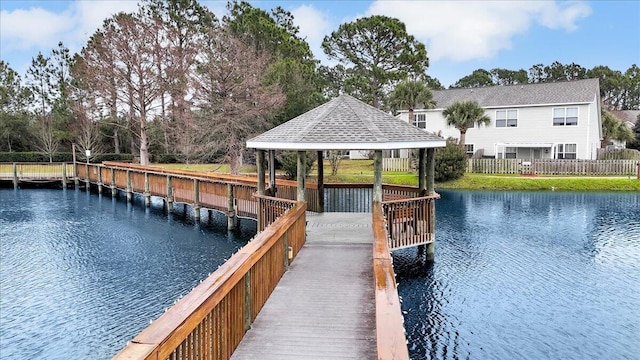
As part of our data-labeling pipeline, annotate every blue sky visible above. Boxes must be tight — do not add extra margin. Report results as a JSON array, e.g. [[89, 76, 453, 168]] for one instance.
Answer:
[[1, 0, 638, 87]]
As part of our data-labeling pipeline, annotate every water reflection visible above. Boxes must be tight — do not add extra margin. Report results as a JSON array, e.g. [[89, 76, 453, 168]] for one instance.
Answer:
[[395, 191, 640, 360], [0, 189, 256, 359]]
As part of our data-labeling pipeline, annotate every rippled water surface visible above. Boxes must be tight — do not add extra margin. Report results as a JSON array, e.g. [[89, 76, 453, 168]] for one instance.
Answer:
[[394, 191, 640, 360], [0, 189, 255, 359]]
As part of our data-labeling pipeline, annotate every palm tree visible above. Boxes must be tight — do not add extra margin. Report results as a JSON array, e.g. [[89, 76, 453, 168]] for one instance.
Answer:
[[442, 100, 490, 146], [389, 80, 435, 126], [601, 110, 634, 148]]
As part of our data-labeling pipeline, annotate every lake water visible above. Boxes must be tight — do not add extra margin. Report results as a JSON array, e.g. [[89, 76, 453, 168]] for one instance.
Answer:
[[394, 190, 640, 360], [0, 189, 255, 359]]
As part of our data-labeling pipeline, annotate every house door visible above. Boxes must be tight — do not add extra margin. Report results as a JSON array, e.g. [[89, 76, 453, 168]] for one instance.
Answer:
[[533, 149, 541, 159]]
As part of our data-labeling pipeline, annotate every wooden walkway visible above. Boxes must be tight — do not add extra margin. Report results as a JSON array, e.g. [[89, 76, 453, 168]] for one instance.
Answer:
[[230, 212, 376, 360]]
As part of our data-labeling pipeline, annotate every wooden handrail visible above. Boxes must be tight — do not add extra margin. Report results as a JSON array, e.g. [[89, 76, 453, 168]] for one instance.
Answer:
[[372, 202, 410, 360], [381, 193, 440, 205], [113, 201, 307, 360]]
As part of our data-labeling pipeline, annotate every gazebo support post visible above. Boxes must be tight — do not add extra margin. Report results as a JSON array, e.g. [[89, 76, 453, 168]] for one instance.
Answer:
[[317, 151, 324, 212], [256, 150, 265, 232], [426, 148, 436, 262], [418, 148, 426, 195], [269, 150, 276, 195], [297, 151, 306, 201], [373, 150, 382, 203], [417, 148, 427, 258]]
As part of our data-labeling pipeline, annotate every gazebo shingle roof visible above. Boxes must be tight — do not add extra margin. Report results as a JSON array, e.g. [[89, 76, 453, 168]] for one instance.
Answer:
[[247, 94, 445, 150]]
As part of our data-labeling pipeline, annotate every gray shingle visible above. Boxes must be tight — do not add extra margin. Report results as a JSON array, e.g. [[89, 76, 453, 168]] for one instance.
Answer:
[[247, 94, 445, 150], [430, 78, 600, 109]]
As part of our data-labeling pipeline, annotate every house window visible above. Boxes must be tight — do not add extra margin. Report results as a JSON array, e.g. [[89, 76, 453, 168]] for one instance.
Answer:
[[413, 113, 426, 129], [496, 109, 518, 127], [505, 147, 517, 159], [553, 107, 578, 126], [556, 143, 577, 159], [464, 144, 474, 157]]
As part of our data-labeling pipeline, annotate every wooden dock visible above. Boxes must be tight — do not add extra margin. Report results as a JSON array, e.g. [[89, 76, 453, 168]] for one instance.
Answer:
[[230, 212, 377, 360]]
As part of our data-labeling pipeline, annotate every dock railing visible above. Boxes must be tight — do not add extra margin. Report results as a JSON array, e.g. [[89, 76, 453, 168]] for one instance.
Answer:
[[0, 162, 73, 185], [372, 202, 410, 360], [382, 194, 438, 250], [112, 198, 307, 360]]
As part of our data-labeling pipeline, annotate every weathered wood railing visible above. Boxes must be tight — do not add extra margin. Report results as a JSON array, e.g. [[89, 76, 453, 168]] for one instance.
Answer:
[[372, 202, 410, 360], [113, 200, 307, 360], [0, 162, 74, 186], [382, 194, 438, 250], [254, 194, 298, 231]]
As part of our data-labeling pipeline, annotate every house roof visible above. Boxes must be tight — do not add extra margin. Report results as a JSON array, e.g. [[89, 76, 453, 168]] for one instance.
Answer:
[[247, 94, 446, 151], [428, 78, 600, 109], [611, 110, 640, 127]]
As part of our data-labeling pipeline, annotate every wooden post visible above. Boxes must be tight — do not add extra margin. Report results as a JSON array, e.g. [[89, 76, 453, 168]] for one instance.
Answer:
[[426, 148, 436, 262], [227, 183, 236, 231], [418, 148, 426, 195], [256, 151, 265, 232], [85, 163, 90, 190], [166, 175, 173, 212], [373, 150, 382, 203], [193, 179, 200, 221], [126, 170, 132, 202], [317, 151, 324, 212], [297, 151, 306, 201], [244, 272, 252, 332], [144, 173, 150, 207], [97, 165, 103, 194], [269, 150, 276, 194], [283, 232, 289, 270], [72, 143, 79, 187], [111, 168, 117, 197], [12, 163, 18, 189], [61, 163, 67, 188]]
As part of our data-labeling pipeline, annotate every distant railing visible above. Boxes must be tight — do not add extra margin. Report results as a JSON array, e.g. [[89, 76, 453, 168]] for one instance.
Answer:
[[382, 194, 438, 250], [112, 200, 307, 360], [372, 202, 410, 360], [468, 158, 638, 175], [0, 162, 73, 184]]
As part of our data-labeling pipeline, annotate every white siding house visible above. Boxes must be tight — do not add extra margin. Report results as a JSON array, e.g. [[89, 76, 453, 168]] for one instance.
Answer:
[[396, 79, 603, 160]]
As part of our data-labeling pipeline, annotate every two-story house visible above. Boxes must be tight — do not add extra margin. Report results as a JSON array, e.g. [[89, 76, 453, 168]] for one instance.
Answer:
[[396, 78, 602, 160]]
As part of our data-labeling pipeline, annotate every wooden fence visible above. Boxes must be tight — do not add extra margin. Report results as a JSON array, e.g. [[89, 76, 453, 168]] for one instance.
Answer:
[[383, 158, 413, 172], [468, 159, 639, 176], [112, 200, 307, 360], [372, 203, 410, 360]]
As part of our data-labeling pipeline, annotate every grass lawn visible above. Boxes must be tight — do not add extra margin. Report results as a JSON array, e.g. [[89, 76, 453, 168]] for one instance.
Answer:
[[155, 160, 640, 192]]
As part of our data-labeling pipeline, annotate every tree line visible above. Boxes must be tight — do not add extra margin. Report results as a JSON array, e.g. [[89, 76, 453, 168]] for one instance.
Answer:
[[1, 0, 638, 167]]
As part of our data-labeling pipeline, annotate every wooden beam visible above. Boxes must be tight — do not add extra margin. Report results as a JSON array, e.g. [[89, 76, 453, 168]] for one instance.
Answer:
[[426, 148, 435, 195], [373, 150, 382, 203], [269, 150, 276, 194], [256, 150, 265, 195], [418, 148, 426, 195], [297, 151, 306, 201], [317, 151, 324, 212]]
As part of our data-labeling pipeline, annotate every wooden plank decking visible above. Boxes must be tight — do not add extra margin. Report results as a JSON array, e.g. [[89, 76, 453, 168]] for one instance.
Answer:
[[230, 212, 376, 360]]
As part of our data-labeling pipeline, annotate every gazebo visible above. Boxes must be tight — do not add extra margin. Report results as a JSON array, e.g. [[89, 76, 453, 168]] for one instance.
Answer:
[[247, 93, 445, 203]]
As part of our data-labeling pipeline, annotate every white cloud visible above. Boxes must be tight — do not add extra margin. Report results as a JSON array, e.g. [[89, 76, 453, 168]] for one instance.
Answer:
[[0, 7, 75, 50], [0, 1, 138, 61], [290, 4, 333, 61], [365, 0, 592, 62]]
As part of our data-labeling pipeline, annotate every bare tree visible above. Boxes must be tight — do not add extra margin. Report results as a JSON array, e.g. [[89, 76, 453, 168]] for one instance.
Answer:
[[76, 11, 166, 165], [190, 29, 285, 173]]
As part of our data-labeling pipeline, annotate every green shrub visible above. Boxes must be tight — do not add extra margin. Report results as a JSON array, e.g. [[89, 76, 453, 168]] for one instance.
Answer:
[[92, 153, 134, 162], [151, 153, 179, 164], [0, 152, 73, 162], [277, 151, 316, 180], [435, 142, 468, 182]]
